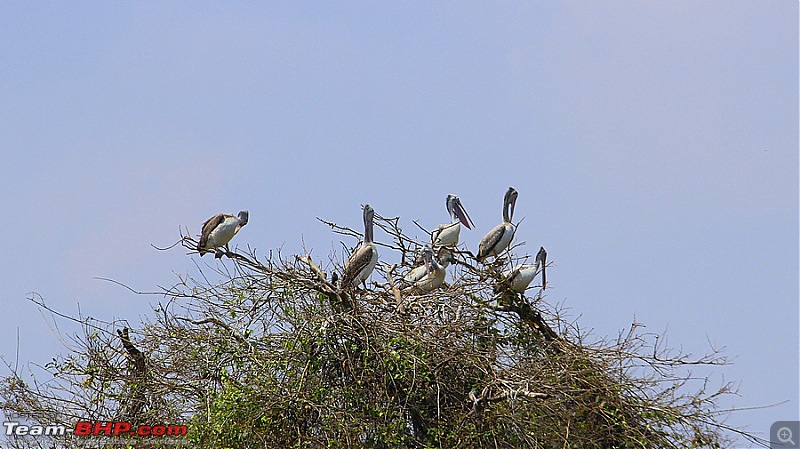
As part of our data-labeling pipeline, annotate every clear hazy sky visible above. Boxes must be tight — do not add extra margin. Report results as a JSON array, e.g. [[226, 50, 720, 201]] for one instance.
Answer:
[[1, 2, 797, 445]]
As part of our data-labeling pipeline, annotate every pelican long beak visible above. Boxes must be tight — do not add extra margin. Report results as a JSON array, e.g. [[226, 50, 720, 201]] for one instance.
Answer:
[[507, 189, 518, 222], [536, 246, 547, 289], [455, 199, 475, 230], [363, 205, 374, 243], [502, 187, 518, 223], [541, 265, 546, 290]]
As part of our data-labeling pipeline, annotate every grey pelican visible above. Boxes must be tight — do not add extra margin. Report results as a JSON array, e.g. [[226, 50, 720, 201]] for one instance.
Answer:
[[198, 210, 249, 258], [477, 187, 518, 261], [400, 247, 454, 294], [431, 194, 474, 248], [341, 204, 379, 289], [502, 247, 547, 293]]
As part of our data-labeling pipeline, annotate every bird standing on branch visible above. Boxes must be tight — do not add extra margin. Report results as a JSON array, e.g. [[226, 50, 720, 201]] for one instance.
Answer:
[[431, 194, 474, 248], [341, 204, 379, 289], [477, 187, 518, 262], [501, 246, 547, 293], [197, 210, 249, 258]]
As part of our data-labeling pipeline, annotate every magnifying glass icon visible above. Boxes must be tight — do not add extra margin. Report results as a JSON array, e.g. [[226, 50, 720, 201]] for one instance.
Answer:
[[777, 426, 795, 445]]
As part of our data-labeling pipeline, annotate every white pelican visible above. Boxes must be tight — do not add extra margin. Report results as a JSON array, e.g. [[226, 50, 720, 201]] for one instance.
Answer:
[[477, 187, 518, 261], [198, 210, 249, 258], [341, 204, 379, 289], [400, 247, 454, 294], [431, 194, 474, 248], [502, 247, 547, 293]]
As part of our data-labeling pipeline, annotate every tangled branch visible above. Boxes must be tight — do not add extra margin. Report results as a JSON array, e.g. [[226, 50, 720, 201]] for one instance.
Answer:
[[0, 211, 759, 449]]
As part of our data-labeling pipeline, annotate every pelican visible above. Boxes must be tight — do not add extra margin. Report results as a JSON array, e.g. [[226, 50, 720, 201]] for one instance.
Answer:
[[431, 194, 474, 248], [198, 210, 249, 258], [400, 247, 454, 294], [341, 204, 379, 289], [502, 247, 547, 293], [477, 187, 518, 261]]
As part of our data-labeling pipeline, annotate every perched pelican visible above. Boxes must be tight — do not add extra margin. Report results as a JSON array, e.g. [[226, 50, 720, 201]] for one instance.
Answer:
[[431, 194, 474, 247], [477, 187, 518, 261], [397, 247, 434, 289], [198, 210, 249, 258], [341, 204, 379, 289], [502, 247, 547, 293], [400, 247, 454, 294]]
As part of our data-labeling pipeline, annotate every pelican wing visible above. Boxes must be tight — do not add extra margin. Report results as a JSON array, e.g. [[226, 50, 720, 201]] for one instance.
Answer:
[[494, 266, 520, 294], [398, 265, 426, 289], [341, 244, 376, 288], [198, 213, 226, 253], [477, 223, 507, 260], [507, 266, 522, 284], [432, 222, 460, 247]]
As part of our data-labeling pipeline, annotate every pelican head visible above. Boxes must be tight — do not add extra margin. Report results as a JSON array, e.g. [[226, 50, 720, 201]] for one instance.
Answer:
[[421, 245, 435, 273], [237, 210, 249, 226], [363, 204, 375, 243], [424, 247, 456, 272], [446, 194, 474, 229], [503, 187, 518, 223], [436, 247, 456, 268], [535, 246, 546, 266]]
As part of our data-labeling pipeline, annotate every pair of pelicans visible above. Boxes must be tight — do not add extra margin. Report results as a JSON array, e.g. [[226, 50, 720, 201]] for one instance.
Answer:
[[197, 187, 546, 296]]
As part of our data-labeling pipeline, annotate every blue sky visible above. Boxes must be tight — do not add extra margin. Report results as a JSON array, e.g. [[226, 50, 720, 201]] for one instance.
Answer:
[[1, 2, 797, 445]]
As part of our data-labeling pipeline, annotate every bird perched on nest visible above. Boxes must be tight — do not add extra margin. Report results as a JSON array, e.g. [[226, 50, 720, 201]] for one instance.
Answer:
[[398, 246, 455, 294]]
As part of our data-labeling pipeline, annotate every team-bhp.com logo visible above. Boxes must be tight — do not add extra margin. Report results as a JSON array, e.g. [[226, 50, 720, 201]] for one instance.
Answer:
[[4, 421, 187, 438]]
